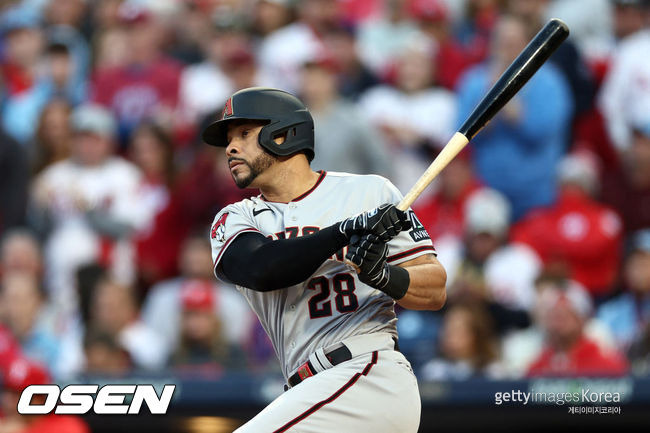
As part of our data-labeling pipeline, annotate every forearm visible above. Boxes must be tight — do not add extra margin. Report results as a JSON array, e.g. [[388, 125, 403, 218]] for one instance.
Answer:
[[396, 256, 447, 311], [220, 225, 348, 291]]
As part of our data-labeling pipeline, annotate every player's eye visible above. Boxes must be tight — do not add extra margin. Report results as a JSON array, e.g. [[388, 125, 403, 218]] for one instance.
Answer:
[[242, 129, 250, 137]]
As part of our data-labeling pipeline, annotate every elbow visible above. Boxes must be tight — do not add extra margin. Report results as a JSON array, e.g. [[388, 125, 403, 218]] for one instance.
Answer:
[[428, 287, 447, 311]]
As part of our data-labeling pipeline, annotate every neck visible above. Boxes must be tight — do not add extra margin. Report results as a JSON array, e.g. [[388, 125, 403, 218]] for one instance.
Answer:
[[257, 156, 320, 202]]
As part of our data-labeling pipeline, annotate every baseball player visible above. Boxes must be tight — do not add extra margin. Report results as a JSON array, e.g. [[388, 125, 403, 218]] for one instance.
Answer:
[[204, 87, 447, 433]]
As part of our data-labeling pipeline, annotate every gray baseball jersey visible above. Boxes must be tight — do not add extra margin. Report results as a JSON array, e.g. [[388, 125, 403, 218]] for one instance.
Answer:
[[210, 171, 435, 379]]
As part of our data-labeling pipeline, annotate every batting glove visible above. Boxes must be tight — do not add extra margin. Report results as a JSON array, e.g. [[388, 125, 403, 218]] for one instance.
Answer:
[[346, 234, 391, 289], [338, 204, 412, 243]]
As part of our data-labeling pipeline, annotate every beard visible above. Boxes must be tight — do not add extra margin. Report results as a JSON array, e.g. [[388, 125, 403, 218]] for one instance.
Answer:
[[230, 152, 277, 188]]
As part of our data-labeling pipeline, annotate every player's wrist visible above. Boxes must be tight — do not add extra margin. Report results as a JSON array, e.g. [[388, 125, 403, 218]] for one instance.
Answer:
[[363, 264, 410, 300]]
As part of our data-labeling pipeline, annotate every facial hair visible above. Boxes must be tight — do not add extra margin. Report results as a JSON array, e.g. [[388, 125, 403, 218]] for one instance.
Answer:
[[231, 152, 277, 188]]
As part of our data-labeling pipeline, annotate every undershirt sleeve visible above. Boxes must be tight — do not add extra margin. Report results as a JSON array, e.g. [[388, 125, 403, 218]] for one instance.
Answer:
[[218, 225, 348, 291]]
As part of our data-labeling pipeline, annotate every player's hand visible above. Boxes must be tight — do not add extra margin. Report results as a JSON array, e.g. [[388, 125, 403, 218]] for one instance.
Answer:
[[346, 234, 391, 289], [338, 204, 412, 243]]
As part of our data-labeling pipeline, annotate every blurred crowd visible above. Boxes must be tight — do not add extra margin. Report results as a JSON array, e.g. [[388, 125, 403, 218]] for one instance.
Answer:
[[0, 0, 650, 416]]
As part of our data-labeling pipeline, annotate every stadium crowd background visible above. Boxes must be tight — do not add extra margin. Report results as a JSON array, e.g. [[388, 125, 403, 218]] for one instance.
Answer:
[[0, 0, 650, 429]]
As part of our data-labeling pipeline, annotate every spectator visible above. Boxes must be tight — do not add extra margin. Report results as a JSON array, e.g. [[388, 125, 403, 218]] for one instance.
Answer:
[[512, 152, 623, 299], [31, 98, 72, 174], [628, 320, 650, 376], [321, 25, 380, 100], [443, 189, 541, 326], [507, 0, 596, 119], [39, 39, 87, 105], [412, 149, 481, 244], [92, 4, 182, 144], [0, 357, 89, 433], [141, 233, 254, 358], [257, 0, 339, 92], [252, 0, 295, 38], [502, 275, 617, 377], [0, 272, 59, 368], [89, 278, 167, 370], [0, 229, 42, 279], [360, 32, 456, 191], [456, 14, 572, 221], [0, 8, 48, 144], [527, 279, 628, 377], [129, 122, 188, 287], [30, 104, 145, 319], [0, 129, 29, 236], [601, 114, 650, 234], [598, 3, 650, 151], [82, 327, 131, 376], [356, 0, 420, 77], [178, 25, 237, 130], [420, 302, 504, 380], [91, 26, 130, 71], [170, 281, 247, 372], [300, 58, 392, 177], [408, 0, 474, 90], [598, 229, 650, 351]]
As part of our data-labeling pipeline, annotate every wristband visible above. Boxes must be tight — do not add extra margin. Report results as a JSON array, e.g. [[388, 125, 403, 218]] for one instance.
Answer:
[[378, 264, 410, 300]]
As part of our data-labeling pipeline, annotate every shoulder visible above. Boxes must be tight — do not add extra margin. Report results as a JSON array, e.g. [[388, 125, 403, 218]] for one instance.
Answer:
[[324, 171, 392, 189], [38, 160, 73, 179], [104, 157, 142, 180]]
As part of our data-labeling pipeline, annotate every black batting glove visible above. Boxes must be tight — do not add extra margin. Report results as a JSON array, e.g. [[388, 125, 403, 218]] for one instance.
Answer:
[[338, 204, 412, 243], [346, 234, 391, 289]]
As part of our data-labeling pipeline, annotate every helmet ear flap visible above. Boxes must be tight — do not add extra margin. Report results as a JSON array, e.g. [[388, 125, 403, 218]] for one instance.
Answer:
[[258, 114, 314, 158]]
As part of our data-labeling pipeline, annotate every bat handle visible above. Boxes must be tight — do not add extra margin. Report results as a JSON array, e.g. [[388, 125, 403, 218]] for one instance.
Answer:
[[397, 132, 470, 211]]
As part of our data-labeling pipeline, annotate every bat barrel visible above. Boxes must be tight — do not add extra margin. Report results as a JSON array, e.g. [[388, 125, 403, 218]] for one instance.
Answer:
[[458, 18, 570, 141]]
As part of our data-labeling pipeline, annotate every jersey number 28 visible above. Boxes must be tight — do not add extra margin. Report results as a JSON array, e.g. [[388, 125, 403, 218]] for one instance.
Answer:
[[307, 273, 358, 319]]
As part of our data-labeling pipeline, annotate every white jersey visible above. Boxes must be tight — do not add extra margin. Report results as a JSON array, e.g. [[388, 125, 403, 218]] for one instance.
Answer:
[[210, 171, 435, 379]]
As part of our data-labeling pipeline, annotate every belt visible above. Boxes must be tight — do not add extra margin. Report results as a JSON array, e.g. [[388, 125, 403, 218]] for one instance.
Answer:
[[287, 345, 352, 388], [286, 336, 400, 389]]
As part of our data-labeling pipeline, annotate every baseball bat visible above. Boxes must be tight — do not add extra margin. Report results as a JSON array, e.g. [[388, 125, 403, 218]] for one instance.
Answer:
[[397, 18, 569, 212], [347, 18, 569, 272]]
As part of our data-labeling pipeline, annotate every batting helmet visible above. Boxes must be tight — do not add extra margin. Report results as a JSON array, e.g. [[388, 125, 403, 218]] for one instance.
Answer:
[[202, 87, 315, 161]]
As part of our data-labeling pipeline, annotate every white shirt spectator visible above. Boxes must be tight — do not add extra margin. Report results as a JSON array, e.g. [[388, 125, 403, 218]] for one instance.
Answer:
[[359, 84, 456, 192], [34, 157, 144, 318], [179, 62, 234, 125], [257, 22, 324, 93], [598, 29, 650, 150]]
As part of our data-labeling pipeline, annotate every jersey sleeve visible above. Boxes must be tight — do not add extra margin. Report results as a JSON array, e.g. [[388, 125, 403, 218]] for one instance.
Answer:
[[210, 204, 261, 280], [380, 179, 436, 265]]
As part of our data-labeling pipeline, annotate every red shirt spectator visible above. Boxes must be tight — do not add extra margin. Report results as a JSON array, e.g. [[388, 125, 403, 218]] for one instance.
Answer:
[[513, 188, 622, 297], [1, 358, 89, 432], [512, 153, 623, 297], [92, 7, 182, 143], [526, 279, 628, 377], [527, 335, 628, 377]]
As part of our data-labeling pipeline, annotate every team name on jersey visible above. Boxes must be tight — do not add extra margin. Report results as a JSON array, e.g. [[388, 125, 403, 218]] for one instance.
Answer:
[[267, 226, 349, 263]]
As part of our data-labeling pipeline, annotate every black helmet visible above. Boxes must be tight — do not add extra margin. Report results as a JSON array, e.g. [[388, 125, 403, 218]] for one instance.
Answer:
[[202, 87, 315, 161]]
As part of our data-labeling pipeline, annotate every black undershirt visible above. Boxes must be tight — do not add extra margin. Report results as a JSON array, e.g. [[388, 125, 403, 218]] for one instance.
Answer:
[[219, 225, 348, 291]]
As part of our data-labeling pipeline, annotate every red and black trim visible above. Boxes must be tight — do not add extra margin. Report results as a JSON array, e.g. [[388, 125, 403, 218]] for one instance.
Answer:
[[387, 245, 436, 263], [261, 171, 327, 203], [273, 351, 379, 433]]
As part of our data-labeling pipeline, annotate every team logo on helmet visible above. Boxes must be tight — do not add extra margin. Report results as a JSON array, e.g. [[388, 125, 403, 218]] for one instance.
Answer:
[[222, 98, 233, 119], [211, 212, 229, 243]]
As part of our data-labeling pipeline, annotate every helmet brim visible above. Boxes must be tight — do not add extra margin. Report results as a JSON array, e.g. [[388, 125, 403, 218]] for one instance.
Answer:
[[202, 116, 270, 147]]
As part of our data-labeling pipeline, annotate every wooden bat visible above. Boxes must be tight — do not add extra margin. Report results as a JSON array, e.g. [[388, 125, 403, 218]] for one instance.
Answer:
[[347, 18, 569, 271]]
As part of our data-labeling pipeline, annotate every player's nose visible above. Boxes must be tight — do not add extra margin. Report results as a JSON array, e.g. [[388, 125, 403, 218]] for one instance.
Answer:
[[225, 138, 240, 156]]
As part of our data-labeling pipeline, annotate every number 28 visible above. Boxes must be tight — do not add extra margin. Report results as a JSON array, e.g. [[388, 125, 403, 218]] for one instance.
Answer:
[[307, 273, 358, 319]]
